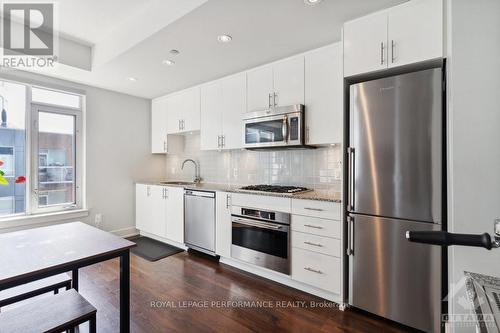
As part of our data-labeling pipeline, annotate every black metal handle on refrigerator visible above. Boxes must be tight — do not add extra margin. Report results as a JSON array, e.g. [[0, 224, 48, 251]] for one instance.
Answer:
[[406, 231, 493, 250]]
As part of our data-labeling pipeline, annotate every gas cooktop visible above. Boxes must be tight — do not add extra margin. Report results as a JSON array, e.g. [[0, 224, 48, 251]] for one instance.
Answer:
[[239, 185, 312, 195]]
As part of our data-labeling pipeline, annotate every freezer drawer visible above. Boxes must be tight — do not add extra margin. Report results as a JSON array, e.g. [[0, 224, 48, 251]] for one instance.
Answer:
[[348, 214, 441, 333]]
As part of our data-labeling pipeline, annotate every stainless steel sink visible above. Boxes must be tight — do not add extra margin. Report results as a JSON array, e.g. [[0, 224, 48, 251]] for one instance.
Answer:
[[159, 181, 196, 186]]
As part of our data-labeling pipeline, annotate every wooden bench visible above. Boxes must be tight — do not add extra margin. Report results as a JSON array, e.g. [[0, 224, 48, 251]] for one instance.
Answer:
[[0, 289, 96, 333], [0, 273, 72, 309]]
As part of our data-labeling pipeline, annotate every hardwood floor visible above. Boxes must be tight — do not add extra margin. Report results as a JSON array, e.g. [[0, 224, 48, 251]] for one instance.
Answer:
[[74, 250, 414, 333]]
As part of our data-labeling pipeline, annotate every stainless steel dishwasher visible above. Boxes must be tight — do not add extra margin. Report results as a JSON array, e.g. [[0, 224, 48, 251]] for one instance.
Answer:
[[184, 189, 216, 255]]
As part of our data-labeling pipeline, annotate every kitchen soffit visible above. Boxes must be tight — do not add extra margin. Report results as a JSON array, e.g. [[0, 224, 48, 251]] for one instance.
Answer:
[[23, 0, 406, 99]]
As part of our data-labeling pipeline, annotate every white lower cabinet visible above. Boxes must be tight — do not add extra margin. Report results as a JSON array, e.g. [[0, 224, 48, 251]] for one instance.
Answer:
[[164, 186, 184, 243], [292, 247, 341, 294], [291, 200, 342, 297], [215, 192, 232, 257], [135, 184, 184, 243], [292, 231, 341, 257]]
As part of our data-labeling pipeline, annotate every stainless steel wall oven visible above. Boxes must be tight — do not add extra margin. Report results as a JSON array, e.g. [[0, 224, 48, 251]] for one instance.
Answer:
[[231, 206, 290, 274]]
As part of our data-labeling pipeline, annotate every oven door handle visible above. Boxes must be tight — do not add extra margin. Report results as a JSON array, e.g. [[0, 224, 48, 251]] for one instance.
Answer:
[[232, 218, 284, 230]]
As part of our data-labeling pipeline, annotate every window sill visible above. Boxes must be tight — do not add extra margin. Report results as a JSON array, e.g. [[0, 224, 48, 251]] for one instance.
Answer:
[[0, 209, 89, 231]]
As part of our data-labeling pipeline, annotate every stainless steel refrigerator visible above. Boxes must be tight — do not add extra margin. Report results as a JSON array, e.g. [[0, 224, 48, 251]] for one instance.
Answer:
[[347, 68, 443, 333]]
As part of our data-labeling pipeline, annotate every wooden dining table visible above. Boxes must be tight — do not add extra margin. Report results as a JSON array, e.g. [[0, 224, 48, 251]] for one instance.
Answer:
[[0, 222, 136, 333]]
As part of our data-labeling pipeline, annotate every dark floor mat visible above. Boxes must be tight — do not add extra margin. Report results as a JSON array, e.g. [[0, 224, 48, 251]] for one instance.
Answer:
[[130, 236, 183, 261]]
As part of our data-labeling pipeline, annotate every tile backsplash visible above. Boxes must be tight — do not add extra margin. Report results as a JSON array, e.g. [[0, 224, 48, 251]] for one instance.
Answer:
[[165, 134, 342, 191]]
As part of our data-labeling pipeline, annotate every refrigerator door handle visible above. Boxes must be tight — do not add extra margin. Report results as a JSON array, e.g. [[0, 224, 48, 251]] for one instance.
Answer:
[[347, 215, 354, 255], [347, 147, 355, 211]]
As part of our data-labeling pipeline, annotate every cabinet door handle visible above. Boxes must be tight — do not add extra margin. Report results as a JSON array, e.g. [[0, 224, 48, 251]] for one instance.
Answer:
[[147, 186, 151, 197], [163, 141, 167, 152], [226, 194, 231, 209], [304, 207, 324, 212], [268, 93, 273, 108], [165, 188, 169, 199], [391, 40, 395, 63], [217, 135, 221, 148], [273, 92, 278, 107], [304, 267, 323, 274], [304, 241, 323, 247], [222, 135, 225, 148], [304, 224, 323, 229], [380, 42, 384, 65]]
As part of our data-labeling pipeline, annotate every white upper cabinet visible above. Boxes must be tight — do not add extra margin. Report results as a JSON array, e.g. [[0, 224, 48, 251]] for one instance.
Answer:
[[200, 82, 223, 150], [200, 73, 246, 150], [247, 56, 305, 112], [151, 97, 169, 153], [166, 87, 200, 134], [182, 87, 201, 132], [388, 0, 443, 68], [221, 73, 246, 150], [305, 43, 343, 145], [343, 10, 388, 77], [273, 56, 305, 107], [343, 0, 443, 77], [165, 94, 180, 134], [247, 65, 273, 112]]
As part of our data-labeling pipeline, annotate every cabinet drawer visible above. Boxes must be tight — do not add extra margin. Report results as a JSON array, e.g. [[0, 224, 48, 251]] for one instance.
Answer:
[[231, 193, 291, 213], [292, 215, 341, 239], [292, 199, 340, 220], [292, 231, 341, 257], [292, 247, 341, 294]]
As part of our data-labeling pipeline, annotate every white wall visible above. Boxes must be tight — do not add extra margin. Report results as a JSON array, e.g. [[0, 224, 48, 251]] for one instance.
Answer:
[[0, 69, 166, 236], [447, 0, 500, 331]]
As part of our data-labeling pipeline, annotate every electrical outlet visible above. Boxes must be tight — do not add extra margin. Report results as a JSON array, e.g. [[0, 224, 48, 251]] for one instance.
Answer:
[[94, 213, 103, 228]]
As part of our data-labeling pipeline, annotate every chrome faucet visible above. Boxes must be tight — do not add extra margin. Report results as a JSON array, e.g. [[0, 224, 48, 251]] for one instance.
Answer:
[[181, 159, 202, 183]]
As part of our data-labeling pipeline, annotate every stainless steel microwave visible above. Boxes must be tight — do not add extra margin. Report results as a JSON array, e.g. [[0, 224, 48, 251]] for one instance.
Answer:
[[242, 104, 305, 149]]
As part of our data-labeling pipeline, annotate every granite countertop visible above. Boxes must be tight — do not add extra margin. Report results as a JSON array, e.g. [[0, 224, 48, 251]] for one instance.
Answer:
[[135, 180, 341, 203]]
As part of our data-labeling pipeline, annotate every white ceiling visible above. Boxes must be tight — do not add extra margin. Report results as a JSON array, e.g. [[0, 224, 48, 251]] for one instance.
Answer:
[[26, 0, 406, 99]]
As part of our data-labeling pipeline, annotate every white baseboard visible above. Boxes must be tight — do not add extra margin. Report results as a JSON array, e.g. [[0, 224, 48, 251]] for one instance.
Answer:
[[110, 226, 139, 238], [220, 257, 343, 305]]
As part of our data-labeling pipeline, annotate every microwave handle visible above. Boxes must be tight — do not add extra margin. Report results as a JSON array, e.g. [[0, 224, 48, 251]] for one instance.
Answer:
[[282, 115, 288, 142]]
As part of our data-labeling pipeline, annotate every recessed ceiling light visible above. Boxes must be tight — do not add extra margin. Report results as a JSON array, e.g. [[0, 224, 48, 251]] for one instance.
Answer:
[[162, 59, 175, 66], [217, 34, 232, 43], [127, 77, 137, 82], [304, 0, 322, 5], [170, 49, 180, 56]]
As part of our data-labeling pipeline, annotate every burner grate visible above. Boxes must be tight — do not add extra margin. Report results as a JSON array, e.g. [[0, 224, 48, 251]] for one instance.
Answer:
[[240, 184, 311, 194]]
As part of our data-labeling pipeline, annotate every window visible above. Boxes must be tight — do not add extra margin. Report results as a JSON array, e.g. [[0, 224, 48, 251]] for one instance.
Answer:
[[0, 80, 83, 218], [0, 80, 26, 216], [32, 106, 81, 212], [32, 87, 81, 109]]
